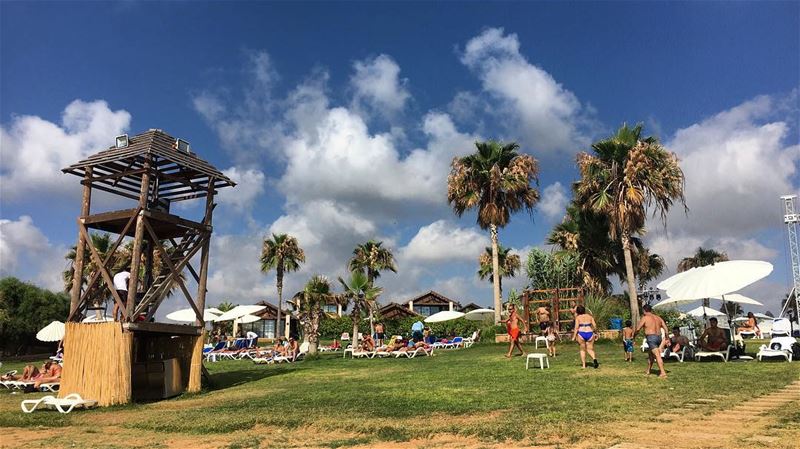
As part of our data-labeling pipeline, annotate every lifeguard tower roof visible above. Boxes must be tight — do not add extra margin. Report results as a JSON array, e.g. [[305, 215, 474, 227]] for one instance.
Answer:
[[62, 129, 235, 202]]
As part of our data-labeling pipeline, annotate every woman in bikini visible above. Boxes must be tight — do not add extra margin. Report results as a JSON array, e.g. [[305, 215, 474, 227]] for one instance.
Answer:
[[572, 305, 599, 369]]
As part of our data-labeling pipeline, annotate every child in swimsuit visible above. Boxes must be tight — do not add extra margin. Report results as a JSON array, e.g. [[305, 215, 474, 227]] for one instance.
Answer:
[[622, 320, 634, 362], [545, 321, 558, 357]]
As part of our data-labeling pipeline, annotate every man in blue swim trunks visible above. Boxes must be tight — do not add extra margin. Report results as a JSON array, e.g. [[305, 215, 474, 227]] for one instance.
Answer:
[[634, 304, 670, 378]]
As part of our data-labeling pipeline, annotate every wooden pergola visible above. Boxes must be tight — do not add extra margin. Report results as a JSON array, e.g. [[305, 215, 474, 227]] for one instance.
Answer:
[[59, 129, 235, 405]]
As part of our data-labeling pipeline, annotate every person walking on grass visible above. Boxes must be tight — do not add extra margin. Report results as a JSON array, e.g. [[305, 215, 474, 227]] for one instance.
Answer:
[[622, 320, 635, 362], [572, 305, 599, 369], [545, 320, 558, 357], [634, 304, 669, 378], [502, 303, 526, 358]]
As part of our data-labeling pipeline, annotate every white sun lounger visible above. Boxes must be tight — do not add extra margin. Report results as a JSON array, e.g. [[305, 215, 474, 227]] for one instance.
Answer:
[[661, 346, 687, 363], [695, 346, 731, 362], [21, 394, 97, 414], [395, 347, 433, 358], [757, 337, 796, 362]]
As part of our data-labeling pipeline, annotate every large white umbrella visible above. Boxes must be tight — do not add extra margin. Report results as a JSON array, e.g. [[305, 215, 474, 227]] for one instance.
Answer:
[[36, 321, 65, 342], [665, 260, 773, 300], [235, 314, 261, 324], [464, 308, 494, 321], [166, 308, 222, 322], [213, 305, 266, 322], [424, 311, 465, 323], [710, 294, 763, 306], [656, 269, 694, 291], [653, 296, 695, 308], [686, 306, 725, 318], [82, 316, 114, 323]]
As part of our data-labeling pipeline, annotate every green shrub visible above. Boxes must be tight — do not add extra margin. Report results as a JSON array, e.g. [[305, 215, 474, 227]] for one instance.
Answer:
[[585, 294, 628, 330]]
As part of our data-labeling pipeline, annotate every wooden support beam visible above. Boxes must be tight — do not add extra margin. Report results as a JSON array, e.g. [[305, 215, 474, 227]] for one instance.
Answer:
[[195, 184, 215, 327], [78, 223, 127, 316], [169, 238, 201, 283], [69, 167, 92, 319], [72, 210, 138, 318], [126, 159, 151, 321], [143, 220, 202, 323]]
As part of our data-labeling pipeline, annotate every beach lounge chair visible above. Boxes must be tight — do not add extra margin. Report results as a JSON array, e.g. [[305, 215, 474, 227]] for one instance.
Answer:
[[341, 332, 350, 342], [757, 336, 796, 362], [395, 347, 433, 358], [21, 394, 97, 414], [770, 318, 792, 337], [463, 330, 480, 348], [39, 382, 60, 392], [443, 337, 463, 349], [661, 346, 687, 363], [695, 345, 731, 362]]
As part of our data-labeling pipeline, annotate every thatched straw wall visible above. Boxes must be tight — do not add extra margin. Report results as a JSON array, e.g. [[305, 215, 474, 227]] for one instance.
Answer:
[[187, 332, 205, 393], [59, 322, 132, 406]]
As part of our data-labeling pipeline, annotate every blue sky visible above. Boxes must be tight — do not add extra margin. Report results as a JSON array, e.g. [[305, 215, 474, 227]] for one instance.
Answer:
[[1, 1, 798, 316]]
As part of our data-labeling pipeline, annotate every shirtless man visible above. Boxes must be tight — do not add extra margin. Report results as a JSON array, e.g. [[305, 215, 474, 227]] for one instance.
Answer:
[[660, 326, 690, 356], [287, 336, 299, 360], [375, 322, 385, 346], [634, 304, 670, 378], [503, 304, 527, 358], [535, 305, 551, 334], [698, 318, 728, 352]]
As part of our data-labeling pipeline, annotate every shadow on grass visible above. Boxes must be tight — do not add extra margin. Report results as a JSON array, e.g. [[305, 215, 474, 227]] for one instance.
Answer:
[[204, 363, 304, 392]]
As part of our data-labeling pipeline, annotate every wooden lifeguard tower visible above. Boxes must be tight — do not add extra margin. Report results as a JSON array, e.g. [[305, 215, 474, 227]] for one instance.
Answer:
[[60, 129, 235, 406]]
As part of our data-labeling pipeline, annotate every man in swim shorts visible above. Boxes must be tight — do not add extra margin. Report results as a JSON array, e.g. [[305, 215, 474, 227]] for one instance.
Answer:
[[634, 304, 669, 378], [503, 303, 527, 358], [535, 305, 550, 334]]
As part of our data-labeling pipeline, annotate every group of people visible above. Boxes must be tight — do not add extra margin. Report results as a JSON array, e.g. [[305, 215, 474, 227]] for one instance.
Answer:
[[1, 360, 62, 391], [356, 333, 433, 354], [501, 301, 747, 379]]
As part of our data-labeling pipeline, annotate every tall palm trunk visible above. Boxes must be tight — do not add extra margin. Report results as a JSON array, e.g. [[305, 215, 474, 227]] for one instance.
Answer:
[[491, 225, 501, 324], [621, 233, 640, 325], [352, 308, 359, 350], [367, 272, 375, 336], [276, 265, 284, 338]]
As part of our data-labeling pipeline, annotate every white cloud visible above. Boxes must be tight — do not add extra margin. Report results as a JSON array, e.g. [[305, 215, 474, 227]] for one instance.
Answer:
[[204, 232, 276, 305], [460, 28, 592, 154], [216, 166, 266, 212], [351, 54, 410, 117], [400, 220, 488, 263], [665, 93, 800, 237], [539, 182, 569, 220], [0, 100, 131, 200], [0, 216, 67, 291]]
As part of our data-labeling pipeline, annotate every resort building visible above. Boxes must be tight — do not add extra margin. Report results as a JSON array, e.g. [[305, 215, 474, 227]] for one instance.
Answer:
[[378, 302, 421, 320], [406, 291, 461, 317]]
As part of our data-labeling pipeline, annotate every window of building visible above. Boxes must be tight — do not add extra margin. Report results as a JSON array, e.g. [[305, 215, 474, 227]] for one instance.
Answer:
[[323, 304, 338, 314]]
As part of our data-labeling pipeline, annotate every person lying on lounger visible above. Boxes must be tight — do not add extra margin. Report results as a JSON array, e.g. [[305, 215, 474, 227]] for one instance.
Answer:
[[698, 318, 728, 352], [395, 341, 431, 353], [2, 362, 50, 381], [33, 362, 61, 389], [360, 334, 375, 352], [660, 326, 690, 356]]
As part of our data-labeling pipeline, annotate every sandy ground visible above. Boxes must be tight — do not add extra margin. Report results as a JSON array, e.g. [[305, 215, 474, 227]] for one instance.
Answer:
[[2, 380, 798, 449]]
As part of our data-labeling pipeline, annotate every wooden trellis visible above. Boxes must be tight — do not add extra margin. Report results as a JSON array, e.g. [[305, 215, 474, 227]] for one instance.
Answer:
[[522, 287, 585, 333], [60, 129, 235, 403]]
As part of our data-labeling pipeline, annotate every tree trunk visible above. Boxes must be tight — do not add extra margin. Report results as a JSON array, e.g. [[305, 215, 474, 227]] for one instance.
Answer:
[[368, 272, 375, 337], [621, 233, 640, 325], [352, 311, 359, 350], [276, 265, 284, 338], [309, 315, 319, 354], [491, 225, 502, 324]]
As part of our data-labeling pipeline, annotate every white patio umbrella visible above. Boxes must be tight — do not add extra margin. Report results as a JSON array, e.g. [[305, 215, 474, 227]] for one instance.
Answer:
[[710, 294, 763, 306], [424, 310, 465, 323], [665, 260, 773, 300], [207, 307, 223, 314], [656, 268, 695, 291], [686, 306, 725, 318], [36, 321, 65, 342], [166, 308, 222, 322], [464, 308, 494, 321], [82, 316, 114, 323], [235, 314, 261, 324], [652, 296, 695, 308], [213, 305, 266, 322]]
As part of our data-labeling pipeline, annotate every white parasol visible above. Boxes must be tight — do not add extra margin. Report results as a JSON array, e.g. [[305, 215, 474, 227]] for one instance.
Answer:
[[709, 294, 763, 306], [424, 311, 465, 323], [36, 321, 65, 342], [82, 316, 114, 323], [464, 308, 495, 321], [665, 260, 773, 300], [213, 305, 266, 322], [235, 314, 261, 324], [166, 308, 222, 322], [686, 306, 725, 318]]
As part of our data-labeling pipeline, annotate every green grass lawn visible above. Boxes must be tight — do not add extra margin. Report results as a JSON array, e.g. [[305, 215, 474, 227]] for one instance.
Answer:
[[1, 340, 798, 448]]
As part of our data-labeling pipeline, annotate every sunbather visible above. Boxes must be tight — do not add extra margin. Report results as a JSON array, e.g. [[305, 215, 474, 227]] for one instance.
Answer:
[[698, 318, 728, 352], [273, 338, 287, 355], [660, 326, 689, 356], [360, 334, 375, 351], [2, 362, 46, 381], [736, 312, 760, 337], [34, 362, 61, 389]]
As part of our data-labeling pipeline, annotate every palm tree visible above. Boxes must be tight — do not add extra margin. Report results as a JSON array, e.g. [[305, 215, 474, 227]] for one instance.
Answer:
[[448, 141, 540, 323], [633, 248, 665, 290], [261, 234, 306, 338], [574, 123, 686, 324], [678, 247, 729, 272], [338, 270, 382, 348], [292, 275, 335, 354], [63, 232, 123, 308], [349, 240, 397, 334], [214, 301, 235, 335], [547, 202, 619, 294], [477, 244, 520, 298]]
